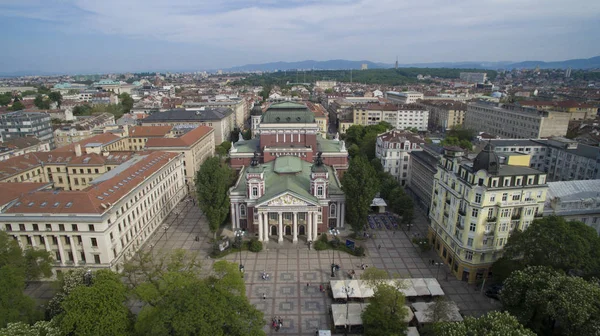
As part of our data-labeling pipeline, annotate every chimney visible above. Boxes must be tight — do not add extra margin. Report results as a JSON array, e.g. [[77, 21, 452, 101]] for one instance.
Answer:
[[75, 144, 82, 157]]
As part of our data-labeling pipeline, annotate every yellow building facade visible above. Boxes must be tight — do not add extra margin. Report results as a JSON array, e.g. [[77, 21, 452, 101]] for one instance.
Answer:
[[428, 145, 548, 283]]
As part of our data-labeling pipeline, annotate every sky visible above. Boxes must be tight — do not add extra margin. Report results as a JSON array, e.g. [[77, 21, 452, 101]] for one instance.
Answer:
[[1, 0, 600, 74]]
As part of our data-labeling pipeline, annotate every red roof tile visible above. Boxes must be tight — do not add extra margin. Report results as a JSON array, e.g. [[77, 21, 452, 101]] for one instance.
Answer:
[[145, 126, 213, 148]]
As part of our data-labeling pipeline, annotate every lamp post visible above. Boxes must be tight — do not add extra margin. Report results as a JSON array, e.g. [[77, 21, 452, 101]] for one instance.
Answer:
[[163, 224, 169, 240], [416, 240, 428, 252], [434, 262, 443, 279], [329, 228, 340, 277], [235, 229, 245, 273], [406, 223, 414, 231], [83, 269, 92, 286]]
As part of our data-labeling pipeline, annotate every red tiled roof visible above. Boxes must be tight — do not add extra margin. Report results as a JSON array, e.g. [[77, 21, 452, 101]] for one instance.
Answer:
[[145, 125, 214, 148], [129, 126, 173, 137], [5, 152, 180, 214], [52, 133, 121, 153], [0, 182, 53, 206]]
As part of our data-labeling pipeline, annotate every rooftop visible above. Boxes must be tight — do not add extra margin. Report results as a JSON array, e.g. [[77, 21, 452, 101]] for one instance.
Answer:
[[129, 125, 173, 137], [261, 102, 315, 124], [142, 108, 233, 122], [145, 125, 214, 148]]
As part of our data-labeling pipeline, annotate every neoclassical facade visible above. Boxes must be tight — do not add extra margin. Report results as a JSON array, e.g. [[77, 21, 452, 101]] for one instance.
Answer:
[[229, 154, 345, 243]]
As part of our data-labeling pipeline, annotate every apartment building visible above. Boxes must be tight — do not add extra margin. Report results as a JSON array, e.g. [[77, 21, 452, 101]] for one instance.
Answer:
[[145, 126, 215, 189], [184, 99, 248, 129], [0, 152, 186, 277], [487, 137, 600, 182], [141, 108, 233, 144], [429, 145, 548, 283], [519, 100, 597, 121], [306, 102, 329, 137], [385, 91, 424, 104], [0, 137, 52, 161], [375, 130, 425, 186], [465, 102, 571, 139], [353, 104, 429, 131], [420, 100, 467, 132], [459, 72, 487, 84], [544, 179, 600, 234], [0, 111, 54, 147], [54, 113, 116, 148], [407, 144, 443, 212]]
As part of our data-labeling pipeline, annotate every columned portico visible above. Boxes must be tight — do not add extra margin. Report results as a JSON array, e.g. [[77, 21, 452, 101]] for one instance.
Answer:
[[255, 208, 320, 243]]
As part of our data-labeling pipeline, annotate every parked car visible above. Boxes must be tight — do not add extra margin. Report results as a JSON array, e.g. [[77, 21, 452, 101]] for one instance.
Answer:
[[485, 284, 503, 300]]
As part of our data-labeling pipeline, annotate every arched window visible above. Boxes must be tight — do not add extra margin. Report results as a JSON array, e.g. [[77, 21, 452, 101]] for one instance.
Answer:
[[330, 204, 336, 217], [240, 204, 246, 217]]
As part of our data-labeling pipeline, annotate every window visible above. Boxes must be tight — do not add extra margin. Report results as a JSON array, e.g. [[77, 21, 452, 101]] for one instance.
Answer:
[[52, 236, 58, 245], [467, 238, 473, 247], [88, 224, 95, 232], [501, 209, 511, 218], [502, 193, 508, 202], [65, 237, 71, 245], [251, 187, 258, 197], [39, 236, 45, 245], [55, 251, 61, 261], [109, 232, 114, 241], [469, 223, 476, 232], [4, 224, 11, 231], [72, 224, 78, 231], [487, 208, 494, 219], [465, 251, 473, 260], [46, 224, 52, 231], [59, 224, 65, 231], [19, 224, 25, 231], [32, 224, 38, 231], [94, 255, 101, 264], [91, 238, 98, 247], [480, 253, 486, 262], [489, 194, 495, 202], [317, 186, 324, 196], [512, 194, 520, 201], [330, 204, 336, 217], [474, 193, 481, 204], [471, 209, 479, 217], [240, 205, 246, 217]]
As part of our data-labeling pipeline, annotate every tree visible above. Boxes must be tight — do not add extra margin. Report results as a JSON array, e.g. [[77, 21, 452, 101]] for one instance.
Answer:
[[361, 283, 408, 336], [57, 269, 132, 336], [33, 95, 50, 110], [0, 320, 60, 336], [341, 155, 380, 233], [426, 296, 453, 323], [48, 92, 62, 108], [0, 93, 12, 106], [119, 93, 134, 112], [361, 267, 390, 287], [501, 266, 600, 336], [46, 269, 88, 319], [131, 256, 264, 336], [72, 105, 92, 116], [195, 157, 234, 238], [434, 311, 535, 336], [215, 141, 232, 157], [347, 143, 360, 158], [498, 216, 600, 278], [9, 101, 25, 111]]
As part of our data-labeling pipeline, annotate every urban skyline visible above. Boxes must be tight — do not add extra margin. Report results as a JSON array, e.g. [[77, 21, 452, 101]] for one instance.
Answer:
[[1, 0, 600, 73]]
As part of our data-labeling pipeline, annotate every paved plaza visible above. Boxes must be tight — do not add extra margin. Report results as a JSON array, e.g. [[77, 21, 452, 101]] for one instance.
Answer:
[[26, 198, 500, 335], [142, 199, 500, 335]]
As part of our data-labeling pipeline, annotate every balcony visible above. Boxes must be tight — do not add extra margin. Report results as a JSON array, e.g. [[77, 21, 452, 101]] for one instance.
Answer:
[[486, 217, 497, 222], [484, 230, 495, 236], [511, 214, 521, 220], [456, 223, 465, 230], [458, 209, 467, 216]]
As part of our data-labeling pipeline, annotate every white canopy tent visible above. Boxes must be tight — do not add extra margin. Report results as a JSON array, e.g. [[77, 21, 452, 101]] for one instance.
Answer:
[[332, 303, 414, 327], [330, 278, 445, 300]]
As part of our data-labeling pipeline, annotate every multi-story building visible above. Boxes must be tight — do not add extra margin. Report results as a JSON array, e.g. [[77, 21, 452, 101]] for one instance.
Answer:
[[53, 113, 116, 148], [353, 104, 429, 131], [544, 179, 600, 234], [420, 100, 467, 132], [375, 130, 425, 186], [315, 81, 337, 90], [141, 107, 234, 144], [184, 99, 248, 129], [0, 111, 54, 147], [306, 102, 329, 137], [145, 126, 215, 190], [465, 102, 571, 139], [0, 137, 52, 161], [429, 145, 548, 283], [385, 91, 424, 104], [519, 100, 597, 121], [486, 137, 600, 181], [459, 72, 487, 83], [407, 144, 443, 212], [0, 151, 186, 277]]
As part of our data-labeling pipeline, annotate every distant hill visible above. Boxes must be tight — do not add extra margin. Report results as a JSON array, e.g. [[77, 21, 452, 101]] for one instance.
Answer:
[[224, 56, 600, 72]]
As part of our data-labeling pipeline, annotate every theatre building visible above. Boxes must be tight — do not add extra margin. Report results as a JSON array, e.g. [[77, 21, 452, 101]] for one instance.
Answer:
[[229, 102, 348, 242]]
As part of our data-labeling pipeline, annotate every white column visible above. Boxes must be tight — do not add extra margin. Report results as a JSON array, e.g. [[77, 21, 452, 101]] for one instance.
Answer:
[[283, 132, 286, 143], [278, 212, 283, 243], [71, 243, 79, 264], [336, 202, 341, 228], [29, 235, 36, 248], [307, 212, 313, 242], [56, 236, 65, 265], [312, 212, 319, 241], [235, 204, 241, 229], [258, 211, 264, 242], [341, 203, 345, 228], [230, 203, 237, 229], [263, 212, 269, 243], [293, 211, 298, 243], [298, 133, 300, 142], [276, 132, 279, 143]]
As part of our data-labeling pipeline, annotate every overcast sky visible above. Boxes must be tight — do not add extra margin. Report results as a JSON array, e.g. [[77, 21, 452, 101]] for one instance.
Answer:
[[1, 0, 599, 74]]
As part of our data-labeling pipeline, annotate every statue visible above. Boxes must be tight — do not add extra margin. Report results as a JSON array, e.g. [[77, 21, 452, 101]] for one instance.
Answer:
[[334, 132, 340, 141], [340, 140, 346, 151], [314, 152, 324, 166], [238, 131, 244, 142], [250, 152, 259, 167]]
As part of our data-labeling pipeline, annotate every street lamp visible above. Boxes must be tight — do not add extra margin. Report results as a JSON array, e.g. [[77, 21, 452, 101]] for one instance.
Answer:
[[163, 225, 169, 240], [235, 229, 245, 273], [434, 262, 443, 279], [83, 269, 92, 286], [329, 228, 340, 278], [406, 223, 414, 231]]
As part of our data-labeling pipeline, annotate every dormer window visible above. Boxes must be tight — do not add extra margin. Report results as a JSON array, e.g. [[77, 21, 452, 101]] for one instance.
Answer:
[[252, 187, 258, 197], [317, 186, 324, 197]]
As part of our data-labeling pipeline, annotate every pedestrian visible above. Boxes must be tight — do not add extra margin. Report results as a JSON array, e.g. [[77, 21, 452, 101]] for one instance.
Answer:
[[319, 284, 324, 292], [378, 244, 381, 250], [307, 283, 310, 287], [263, 293, 266, 300]]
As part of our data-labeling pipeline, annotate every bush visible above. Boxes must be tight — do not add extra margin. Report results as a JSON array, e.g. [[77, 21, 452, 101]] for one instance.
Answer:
[[330, 237, 341, 248], [314, 240, 329, 251], [353, 246, 365, 257], [248, 239, 263, 252], [318, 233, 328, 243]]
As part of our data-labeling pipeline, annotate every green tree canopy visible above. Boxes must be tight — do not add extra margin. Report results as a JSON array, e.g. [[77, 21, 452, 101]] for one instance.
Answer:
[[119, 93, 134, 112], [0, 320, 60, 336], [33, 95, 50, 110], [361, 283, 408, 336], [9, 101, 25, 111], [215, 141, 232, 157], [496, 216, 600, 279], [434, 311, 535, 336], [501, 266, 600, 336], [0, 92, 12, 106], [195, 157, 234, 238], [57, 269, 132, 336], [341, 155, 380, 233], [48, 92, 62, 108]]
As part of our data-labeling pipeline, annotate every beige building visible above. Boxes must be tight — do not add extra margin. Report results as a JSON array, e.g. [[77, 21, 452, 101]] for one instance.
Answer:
[[429, 145, 548, 283], [0, 152, 186, 277], [184, 100, 248, 129], [353, 104, 429, 131], [0, 137, 52, 162], [465, 102, 571, 139], [306, 102, 329, 137], [375, 130, 425, 186], [145, 125, 215, 189], [54, 113, 116, 148], [519, 100, 598, 121], [420, 100, 467, 132], [386, 91, 424, 104]]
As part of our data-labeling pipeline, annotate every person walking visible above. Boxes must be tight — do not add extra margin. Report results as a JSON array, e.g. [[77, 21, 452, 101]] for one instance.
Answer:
[[263, 293, 266, 300]]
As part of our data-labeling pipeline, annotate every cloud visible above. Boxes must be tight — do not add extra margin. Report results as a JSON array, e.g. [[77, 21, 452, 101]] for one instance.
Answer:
[[1, 0, 600, 68]]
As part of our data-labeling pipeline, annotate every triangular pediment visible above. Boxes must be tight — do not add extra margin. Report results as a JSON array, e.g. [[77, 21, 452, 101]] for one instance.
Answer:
[[257, 192, 317, 207]]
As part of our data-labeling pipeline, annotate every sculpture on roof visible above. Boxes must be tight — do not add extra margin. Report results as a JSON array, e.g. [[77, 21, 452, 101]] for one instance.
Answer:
[[314, 152, 324, 166], [250, 152, 259, 167], [334, 132, 340, 141]]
